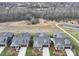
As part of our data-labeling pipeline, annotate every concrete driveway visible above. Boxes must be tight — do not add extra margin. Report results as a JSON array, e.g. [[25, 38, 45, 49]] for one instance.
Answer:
[[43, 47, 50, 56], [0, 47, 5, 54], [65, 49, 74, 56], [18, 47, 27, 56]]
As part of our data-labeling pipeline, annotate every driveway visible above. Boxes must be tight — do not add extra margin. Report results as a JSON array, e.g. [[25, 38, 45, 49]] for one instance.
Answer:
[[18, 47, 27, 56], [43, 47, 50, 56], [0, 47, 5, 54], [65, 49, 74, 56]]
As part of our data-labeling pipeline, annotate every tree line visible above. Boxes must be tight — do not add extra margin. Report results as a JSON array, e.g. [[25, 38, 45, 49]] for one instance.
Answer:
[[0, 2, 79, 22]]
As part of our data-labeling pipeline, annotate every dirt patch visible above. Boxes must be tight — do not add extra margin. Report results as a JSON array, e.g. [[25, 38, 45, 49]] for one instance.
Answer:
[[50, 44, 66, 56], [0, 19, 59, 33], [32, 48, 42, 56]]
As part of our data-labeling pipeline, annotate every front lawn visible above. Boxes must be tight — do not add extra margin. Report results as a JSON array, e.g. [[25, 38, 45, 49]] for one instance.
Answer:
[[0, 47, 18, 56], [72, 46, 79, 56], [26, 47, 33, 56], [49, 48, 55, 56]]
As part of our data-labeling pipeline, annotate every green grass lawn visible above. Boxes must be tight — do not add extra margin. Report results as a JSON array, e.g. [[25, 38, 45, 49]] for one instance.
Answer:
[[49, 48, 55, 56], [26, 33, 33, 56], [72, 46, 79, 56], [0, 47, 18, 56], [26, 47, 33, 56], [70, 32, 79, 39]]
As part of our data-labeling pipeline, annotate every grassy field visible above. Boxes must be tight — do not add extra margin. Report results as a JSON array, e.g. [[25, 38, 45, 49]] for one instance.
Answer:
[[62, 27, 79, 40], [72, 46, 79, 56]]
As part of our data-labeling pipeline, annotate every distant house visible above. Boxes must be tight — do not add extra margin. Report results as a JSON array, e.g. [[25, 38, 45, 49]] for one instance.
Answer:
[[0, 32, 14, 46], [33, 33, 50, 51], [10, 32, 31, 51], [53, 33, 72, 51]]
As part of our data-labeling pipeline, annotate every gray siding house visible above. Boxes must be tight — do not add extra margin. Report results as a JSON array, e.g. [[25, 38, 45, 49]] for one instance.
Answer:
[[33, 33, 50, 51], [33, 37, 43, 51], [10, 37, 21, 51], [10, 32, 31, 51], [0, 32, 14, 46], [53, 33, 72, 51]]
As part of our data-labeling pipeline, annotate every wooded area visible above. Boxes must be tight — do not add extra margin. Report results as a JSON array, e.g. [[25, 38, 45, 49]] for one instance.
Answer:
[[0, 2, 79, 22]]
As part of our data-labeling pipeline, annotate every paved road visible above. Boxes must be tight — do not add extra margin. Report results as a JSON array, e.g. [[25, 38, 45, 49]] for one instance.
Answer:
[[18, 47, 27, 56], [62, 23, 79, 32], [56, 23, 79, 44], [43, 47, 50, 56], [0, 47, 5, 54], [65, 49, 74, 56]]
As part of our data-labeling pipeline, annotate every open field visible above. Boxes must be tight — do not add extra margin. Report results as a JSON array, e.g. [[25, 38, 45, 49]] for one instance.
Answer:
[[0, 20, 61, 33], [62, 27, 79, 41]]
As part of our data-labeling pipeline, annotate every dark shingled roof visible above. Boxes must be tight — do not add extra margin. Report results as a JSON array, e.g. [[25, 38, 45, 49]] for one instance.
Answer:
[[53, 38, 65, 46], [11, 37, 21, 47], [11, 32, 31, 47], [53, 32, 72, 47], [33, 37, 43, 48], [33, 33, 50, 48], [0, 32, 14, 45]]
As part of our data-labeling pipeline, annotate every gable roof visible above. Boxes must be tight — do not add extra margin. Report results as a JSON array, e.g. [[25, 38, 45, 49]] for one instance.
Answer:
[[54, 38, 65, 46], [11, 33, 31, 47], [35, 32, 48, 38], [53, 32, 72, 46], [11, 37, 21, 47], [0, 37, 6, 44], [33, 37, 43, 48], [0, 32, 14, 38], [21, 32, 30, 37], [33, 33, 50, 48], [53, 36, 72, 47]]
